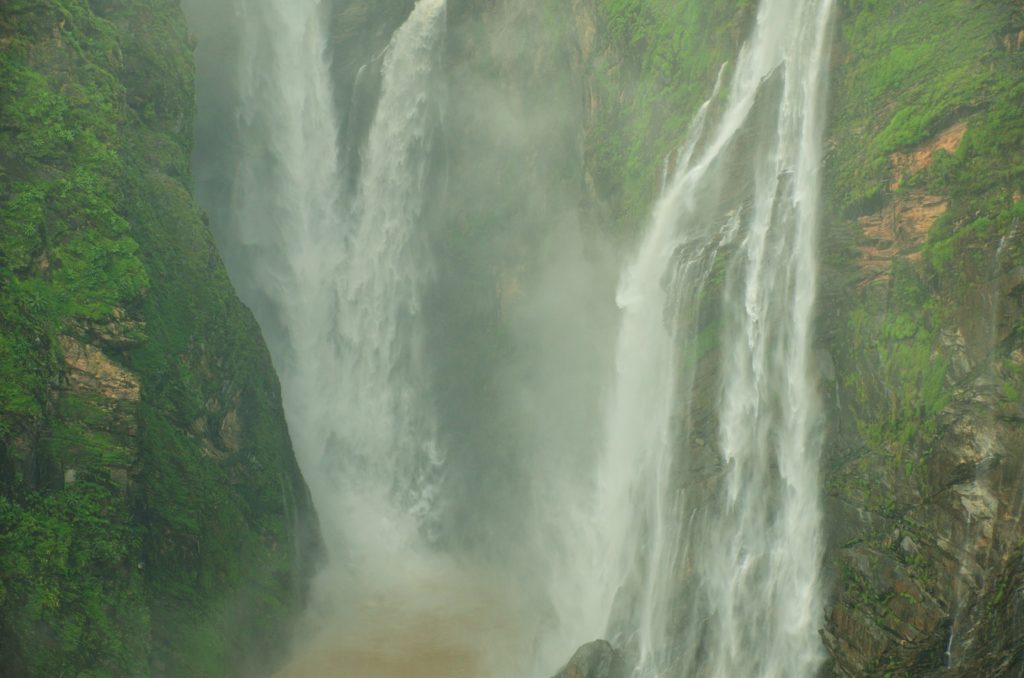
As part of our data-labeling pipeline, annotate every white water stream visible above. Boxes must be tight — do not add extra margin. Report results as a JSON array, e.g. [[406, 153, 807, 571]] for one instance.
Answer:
[[579, 1, 835, 674], [185, 0, 834, 674], [191, 0, 448, 559]]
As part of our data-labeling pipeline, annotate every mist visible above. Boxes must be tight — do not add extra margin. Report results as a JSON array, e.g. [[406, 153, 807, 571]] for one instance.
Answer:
[[182, 0, 831, 675], [183, 0, 621, 674]]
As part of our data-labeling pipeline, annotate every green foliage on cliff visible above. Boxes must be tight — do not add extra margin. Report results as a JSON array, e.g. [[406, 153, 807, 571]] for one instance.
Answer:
[[586, 0, 756, 230], [0, 484, 149, 676], [827, 0, 1024, 455], [830, 0, 1022, 213], [0, 1, 318, 675], [822, 0, 1024, 671]]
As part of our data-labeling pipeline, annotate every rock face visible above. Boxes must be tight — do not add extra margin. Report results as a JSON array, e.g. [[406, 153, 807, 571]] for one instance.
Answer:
[[0, 1, 320, 676], [817, 2, 1024, 674], [552, 640, 628, 678]]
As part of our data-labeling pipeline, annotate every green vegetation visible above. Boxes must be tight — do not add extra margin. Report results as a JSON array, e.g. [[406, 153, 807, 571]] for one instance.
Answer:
[[829, 0, 1020, 213], [820, 0, 1024, 671], [827, 0, 1023, 456], [0, 1, 317, 675], [0, 484, 149, 676], [587, 0, 756, 232], [844, 268, 950, 450]]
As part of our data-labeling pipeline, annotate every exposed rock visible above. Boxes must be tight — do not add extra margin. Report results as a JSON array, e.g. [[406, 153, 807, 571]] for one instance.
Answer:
[[85, 310, 148, 349], [857, 191, 948, 285], [889, 122, 967, 190], [855, 122, 969, 286], [219, 408, 242, 454], [572, 0, 597, 61], [59, 335, 141, 402], [1002, 30, 1024, 52], [552, 640, 628, 678]]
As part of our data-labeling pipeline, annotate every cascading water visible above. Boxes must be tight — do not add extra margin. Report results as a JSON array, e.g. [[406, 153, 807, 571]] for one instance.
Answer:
[[576, 0, 836, 675], [186, 0, 836, 674], [189, 0, 447, 561], [316, 0, 449, 556], [184, 0, 473, 671], [188, 1, 547, 674]]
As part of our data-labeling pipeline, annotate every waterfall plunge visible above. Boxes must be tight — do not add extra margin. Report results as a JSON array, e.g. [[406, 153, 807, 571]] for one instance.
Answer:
[[570, 1, 836, 675], [185, 0, 524, 675], [185, 0, 836, 674]]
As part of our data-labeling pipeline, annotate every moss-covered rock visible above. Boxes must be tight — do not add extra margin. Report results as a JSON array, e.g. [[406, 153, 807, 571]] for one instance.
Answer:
[[820, 1, 1024, 674], [578, 0, 756, 235], [0, 1, 320, 675]]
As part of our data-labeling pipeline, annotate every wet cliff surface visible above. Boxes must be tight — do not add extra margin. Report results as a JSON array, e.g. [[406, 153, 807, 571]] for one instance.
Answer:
[[0, 2, 319, 676], [820, 1, 1024, 674]]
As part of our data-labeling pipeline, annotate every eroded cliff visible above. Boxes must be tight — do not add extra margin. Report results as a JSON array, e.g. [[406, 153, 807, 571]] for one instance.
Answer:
[[821, 1, 1024, 674]]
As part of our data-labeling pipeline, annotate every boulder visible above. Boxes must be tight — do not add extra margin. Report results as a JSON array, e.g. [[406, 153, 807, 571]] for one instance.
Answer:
[[552, 640, 628, 678]]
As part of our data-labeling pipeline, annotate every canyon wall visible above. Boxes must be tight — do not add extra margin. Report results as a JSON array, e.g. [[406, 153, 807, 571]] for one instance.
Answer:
[[1, 0, 1021, 675], [0, 2, 319, 675]]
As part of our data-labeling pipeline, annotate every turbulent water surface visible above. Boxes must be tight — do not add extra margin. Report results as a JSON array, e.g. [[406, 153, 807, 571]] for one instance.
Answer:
[[185, 0, 834, 675]]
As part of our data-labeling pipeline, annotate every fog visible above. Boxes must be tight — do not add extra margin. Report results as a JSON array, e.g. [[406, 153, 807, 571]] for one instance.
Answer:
[[182, 0, 832, 675], [183, 0, 620, 674]]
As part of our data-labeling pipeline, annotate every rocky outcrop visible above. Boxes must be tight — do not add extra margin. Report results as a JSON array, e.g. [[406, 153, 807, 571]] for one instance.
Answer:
[[552, 640, 628, 678], [59, 336, 142, 403], [855, 123, 968, 285], [889, 122, 967, 190], [856, 191, 950, 284]]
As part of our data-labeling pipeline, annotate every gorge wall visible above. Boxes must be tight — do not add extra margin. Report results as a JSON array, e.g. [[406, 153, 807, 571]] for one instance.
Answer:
[[820, 2, 1024, 674], [0, 2, 319, 676], [1, 0, 1022, 676]]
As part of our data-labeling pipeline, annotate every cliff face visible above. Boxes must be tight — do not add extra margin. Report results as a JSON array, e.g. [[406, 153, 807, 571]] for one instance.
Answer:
[[567, 0, 1024, 674], [0, 2, 319, 676], [2, 0, 1020, 675], [820, 1, 1024, 674]]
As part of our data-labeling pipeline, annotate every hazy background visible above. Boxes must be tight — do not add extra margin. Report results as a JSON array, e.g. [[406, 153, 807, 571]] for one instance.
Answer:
[[182, 0, 622, 674]]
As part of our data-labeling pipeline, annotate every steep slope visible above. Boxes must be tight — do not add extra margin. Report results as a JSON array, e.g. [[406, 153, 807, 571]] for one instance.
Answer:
[[0, 1, 319, 675], [820, 1, 1024, 674]]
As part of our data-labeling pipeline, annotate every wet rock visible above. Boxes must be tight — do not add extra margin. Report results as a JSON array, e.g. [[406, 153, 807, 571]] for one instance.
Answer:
[[219, 408, 242, 455], [552, 640, 628, 678]]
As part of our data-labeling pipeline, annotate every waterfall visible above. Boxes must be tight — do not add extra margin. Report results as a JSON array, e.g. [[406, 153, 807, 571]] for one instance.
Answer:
[[582, 0, 836, 675], [185, 1, 547, 674], [185, 0, 836, 673], [187, 0, 448, 581], [317, 0, 449, 558]]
